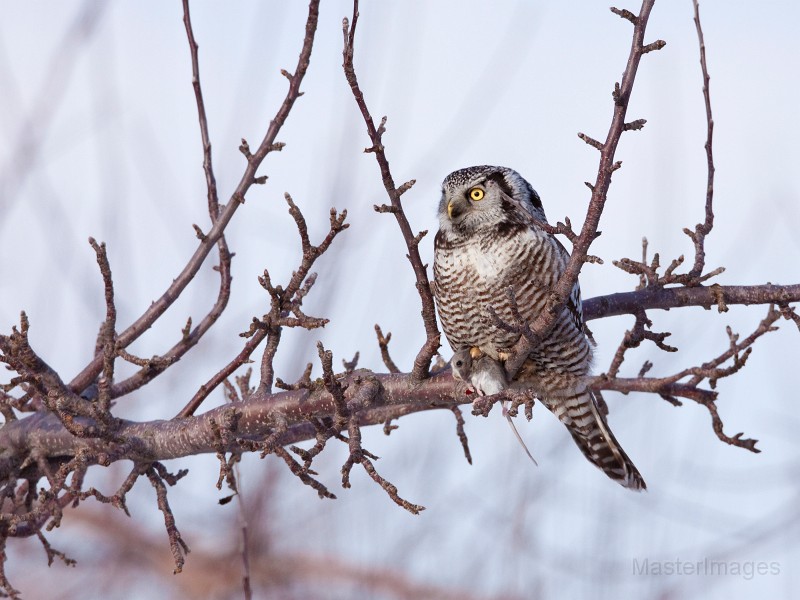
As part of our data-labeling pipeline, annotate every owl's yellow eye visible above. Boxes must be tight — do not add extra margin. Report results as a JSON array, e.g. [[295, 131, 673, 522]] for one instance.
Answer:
[[468, 187, 485, 201]]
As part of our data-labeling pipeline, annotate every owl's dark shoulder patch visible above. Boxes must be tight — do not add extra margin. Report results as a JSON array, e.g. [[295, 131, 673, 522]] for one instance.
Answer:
[[524, 181, 544, 212], [495, 217, 528, 238], [488, 170, 544, 214], [488, 171, 516, 199]]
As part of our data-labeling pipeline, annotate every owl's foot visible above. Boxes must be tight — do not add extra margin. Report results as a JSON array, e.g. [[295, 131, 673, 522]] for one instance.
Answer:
[[469, 346, 484, 359], [497, 351, 511, 362]]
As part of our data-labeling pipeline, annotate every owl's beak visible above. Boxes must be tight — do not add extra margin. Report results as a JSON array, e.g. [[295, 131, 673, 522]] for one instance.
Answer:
[[447, 198, 463, 220]]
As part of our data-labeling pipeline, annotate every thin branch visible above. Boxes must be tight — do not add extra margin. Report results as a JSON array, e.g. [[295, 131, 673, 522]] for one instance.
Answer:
[[449, 406, 472, 465], [182, 0, 220, 219], [88, 238, 116, 414], [179, 334, 263, 418], [779, 303, 800, 332], [687, 0, 716, 279], [275, 363, 313, 391], [105, 0, 237, 399], [177, 193, 346, 418], [505, 0, 664, 379], [146, 463, 190, 573], [605, 308, 677, 379], [342, 0, 440, 379], [374, 325, 400, 374], [68, 0, 321, 395], [610, 7, 637, 23], [597, 305, 782, 452]]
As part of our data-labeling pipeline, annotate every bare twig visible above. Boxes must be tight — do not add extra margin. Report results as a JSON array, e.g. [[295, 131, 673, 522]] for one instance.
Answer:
[[68, 0, 322, 396], [687, 0, 716, 280], [449, 406, 472, 465], [342, 352, 360, 373], [88, 237, 117, 414], [233, 465, 252, 600], [146, 462, 190, 573], [612, 0, 718, 291], [342, 0, 440, 379], [605, 308, 677, 379], [611, 7, 637, 23], [177, 194, 346, 418], [182, 0, 220, 219], [104, 0, 236, 398], [505, 0, 665, 379], [275, 363, 313, 391], [779, 303, 800, 332], [317, 342, 424, 514], [597, 305, 783, 452], [374, 325, 400, 374]]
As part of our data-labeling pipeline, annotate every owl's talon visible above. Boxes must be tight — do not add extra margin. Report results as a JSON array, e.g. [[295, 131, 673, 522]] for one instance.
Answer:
[[469, 346, 483, 359], [497, 351, 511, 362]]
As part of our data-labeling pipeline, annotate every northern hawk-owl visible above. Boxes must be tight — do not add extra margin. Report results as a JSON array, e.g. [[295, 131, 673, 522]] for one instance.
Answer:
[[433, 165, 645, 490]]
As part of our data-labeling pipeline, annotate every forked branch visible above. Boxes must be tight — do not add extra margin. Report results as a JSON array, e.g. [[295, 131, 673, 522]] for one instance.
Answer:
[[68, 0, 321, 396]]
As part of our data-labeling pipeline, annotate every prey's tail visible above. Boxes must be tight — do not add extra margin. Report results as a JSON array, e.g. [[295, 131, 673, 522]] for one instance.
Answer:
[[501, 401, 538, 466]]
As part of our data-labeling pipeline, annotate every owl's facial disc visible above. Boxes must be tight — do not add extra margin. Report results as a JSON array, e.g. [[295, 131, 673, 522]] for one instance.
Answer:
[[446, 183, 486, 221]]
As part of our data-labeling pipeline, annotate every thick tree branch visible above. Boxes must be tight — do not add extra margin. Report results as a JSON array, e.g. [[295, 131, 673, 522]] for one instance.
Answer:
[[4, 280, 797, 486], [6, 280, 798, 482], [582, 283, 800, 321]]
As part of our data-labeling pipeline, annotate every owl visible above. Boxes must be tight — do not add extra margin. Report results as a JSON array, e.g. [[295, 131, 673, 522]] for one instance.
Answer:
[[451, 348, 538, 465], [433, 165, 645, 490]]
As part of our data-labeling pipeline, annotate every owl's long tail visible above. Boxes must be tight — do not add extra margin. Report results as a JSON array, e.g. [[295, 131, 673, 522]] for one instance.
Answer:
[[548, 387, 646, 491]]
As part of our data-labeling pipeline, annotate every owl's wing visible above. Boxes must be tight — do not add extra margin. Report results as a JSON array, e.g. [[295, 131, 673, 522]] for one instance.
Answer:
[[566, 280, 585, 333], [553, 237, 585, 334]]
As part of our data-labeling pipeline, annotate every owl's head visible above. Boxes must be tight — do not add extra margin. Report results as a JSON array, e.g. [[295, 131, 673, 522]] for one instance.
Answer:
[[437, 165, 546, 235]]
